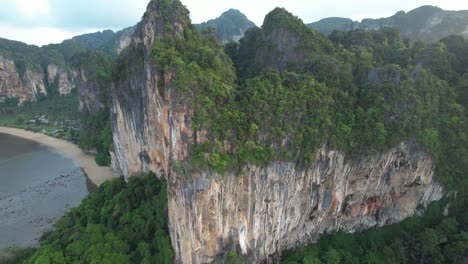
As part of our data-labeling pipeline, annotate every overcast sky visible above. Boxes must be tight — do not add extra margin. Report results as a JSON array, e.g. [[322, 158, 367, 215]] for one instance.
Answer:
[[0, 0, 466, 46]]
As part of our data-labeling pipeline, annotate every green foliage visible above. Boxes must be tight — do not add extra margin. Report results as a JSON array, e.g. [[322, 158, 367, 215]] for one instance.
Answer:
[[71, 50, 113, 165], [0, 247, 36, 264], [310, 6, 468, 43], [282, 197, 468, 264], [24, 174, 174, 263], [0, 95, 80, 142], [149, 15, 241, 174], [225, 249, 251, 263], [145, 5, 468, 193], [195, 9, 256, 43]]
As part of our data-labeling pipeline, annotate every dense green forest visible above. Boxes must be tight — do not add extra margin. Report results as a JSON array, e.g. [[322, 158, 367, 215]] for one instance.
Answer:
[[0, 27, 131, 74], [70, 51, 114, 166], [0, 94, 80, 140], [0, 92, 112, 166], [1, 2, 467, 263], [195, 9, 256, 43], [308, 6, 468, 43], [7, 174, 173, 264], [150, 6, 468, 193], [0, 48, 114, 166], [281, 196, 468, 264]]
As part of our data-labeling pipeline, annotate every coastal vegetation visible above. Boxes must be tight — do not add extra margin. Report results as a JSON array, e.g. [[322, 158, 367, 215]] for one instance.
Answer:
[[0, 95, 80, 140], [18, 174, 173, 264], [70, 51, 113, 166], [0, 1, 467, 263], [150, 7, 468, 194]]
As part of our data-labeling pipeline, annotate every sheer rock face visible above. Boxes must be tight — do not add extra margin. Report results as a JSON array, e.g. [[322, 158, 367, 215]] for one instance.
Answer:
[[112, 0, 187, 177], [0, 56, 46, 103], [72, 68, 103, 113], [0, 58, 77, 104], [167, 143, 443, 263], [111, 1, 444, 263], [0, 57, 101, 111], [115, 27, 135, 55], [47, 64, 74, 95]]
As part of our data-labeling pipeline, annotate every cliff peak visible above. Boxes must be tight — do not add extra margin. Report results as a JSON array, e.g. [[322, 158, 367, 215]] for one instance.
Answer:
[[408, 5, 443, 14], [222, 8, 244, 16], [195, 8, 256, 43], [262, 7, 305, 32], [130, 0, 190, 55]]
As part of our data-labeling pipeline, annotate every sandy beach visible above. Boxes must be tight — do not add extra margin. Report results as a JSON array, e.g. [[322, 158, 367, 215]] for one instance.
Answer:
[[0, 126, 117, 186]]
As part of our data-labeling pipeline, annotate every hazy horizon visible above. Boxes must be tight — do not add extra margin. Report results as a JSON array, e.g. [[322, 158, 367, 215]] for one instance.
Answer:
[[0, 0, 466, 46]]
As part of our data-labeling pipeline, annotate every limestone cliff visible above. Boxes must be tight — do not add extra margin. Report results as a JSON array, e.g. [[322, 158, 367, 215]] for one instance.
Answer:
[[114, 26, 136, 55], [112, 0, 187, 176], [0, 56, 46, 103], [0, 55, 107, 113], [167, 143, 443, 263], [47, 64, 74, 95], [0, 56, 76, 104], [195, 9, 256, 43], [111, 1, 444, 263]]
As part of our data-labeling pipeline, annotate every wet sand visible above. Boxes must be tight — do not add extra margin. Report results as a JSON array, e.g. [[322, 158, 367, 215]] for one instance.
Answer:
[[0, 126, 117, 186]]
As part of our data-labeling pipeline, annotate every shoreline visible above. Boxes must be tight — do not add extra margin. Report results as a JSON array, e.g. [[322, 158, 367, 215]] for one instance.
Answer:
[[0, 126, 117, 186]]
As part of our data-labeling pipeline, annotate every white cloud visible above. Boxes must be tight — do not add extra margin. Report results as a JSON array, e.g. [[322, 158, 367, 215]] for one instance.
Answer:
[[0, 0, 467, 46], [15, 0, 50, 18], [0, 24, 100, 46]]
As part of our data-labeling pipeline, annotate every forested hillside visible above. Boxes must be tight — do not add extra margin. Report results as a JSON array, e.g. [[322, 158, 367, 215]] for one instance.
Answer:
[[188, 7, 468, 190], [6, 174, 173, 264], [282, 197, 468, 263], [195, 9, 256, 43], [4, 1, 468, 263], [308, 5, 468, 42]]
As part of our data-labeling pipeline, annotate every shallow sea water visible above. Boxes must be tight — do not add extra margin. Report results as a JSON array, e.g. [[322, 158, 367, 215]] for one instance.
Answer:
[[0, 133, 91, 249]]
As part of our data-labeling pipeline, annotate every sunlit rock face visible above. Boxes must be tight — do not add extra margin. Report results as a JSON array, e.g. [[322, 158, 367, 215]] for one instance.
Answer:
[[47, 64, 74, 95], [167, 143, 442, 263], [111, 1, 444, 263], [0, 60, 81, 103], [0, 56, 46, 103]]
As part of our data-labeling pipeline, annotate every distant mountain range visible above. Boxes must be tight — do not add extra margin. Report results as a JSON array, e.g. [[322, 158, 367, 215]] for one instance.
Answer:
[[59, 26, 136, 58], [308, 5, 468, 42], [2, 5, 468, 103], [195, 9, 256, 43]]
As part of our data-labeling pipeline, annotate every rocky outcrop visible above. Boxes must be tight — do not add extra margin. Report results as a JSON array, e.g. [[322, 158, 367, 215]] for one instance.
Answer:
[[111, 1, 444, 263], [0, 56, 46, 103], [168, 143, 443, 263], [112, 0, 187, 176], [72, 68, 102, 113], [114, 26, 136, 55], [195, 9, 256, 43], [0, 56, 102, 109], [0, 57, 77, 104], [47, 64, 74, 95]]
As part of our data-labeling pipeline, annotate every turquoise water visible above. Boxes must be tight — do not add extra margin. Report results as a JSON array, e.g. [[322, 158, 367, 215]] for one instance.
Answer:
[[0, 133, 90, 248]]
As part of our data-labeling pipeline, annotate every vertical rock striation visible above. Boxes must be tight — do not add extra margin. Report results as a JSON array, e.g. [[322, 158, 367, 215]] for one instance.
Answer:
[[112, 0, 188, 176], [47, 64, 74, 95], [167, 143, 443, 263], [72, 68, 103, 113], [0, 56, 46, 103], [111, 1, 444, 263], [0, 58, 76, 104]]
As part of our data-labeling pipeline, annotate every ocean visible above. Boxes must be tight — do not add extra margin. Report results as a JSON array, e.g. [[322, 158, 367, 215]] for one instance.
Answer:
[[0, 133, 91, 249]]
